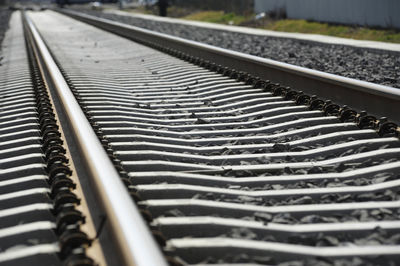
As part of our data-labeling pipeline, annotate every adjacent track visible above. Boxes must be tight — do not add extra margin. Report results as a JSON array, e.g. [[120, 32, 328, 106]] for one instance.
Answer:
[[0, 8, 399, 266]]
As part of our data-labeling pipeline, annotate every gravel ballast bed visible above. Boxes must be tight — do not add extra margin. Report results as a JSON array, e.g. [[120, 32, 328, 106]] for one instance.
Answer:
[[76, 9, 400, 89], [0, 9, 12, 56]]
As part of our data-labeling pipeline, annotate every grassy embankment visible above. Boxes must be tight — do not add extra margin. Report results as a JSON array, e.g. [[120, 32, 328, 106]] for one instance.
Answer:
[[182, 10, 400, 43], [183, 10, 251, 25]]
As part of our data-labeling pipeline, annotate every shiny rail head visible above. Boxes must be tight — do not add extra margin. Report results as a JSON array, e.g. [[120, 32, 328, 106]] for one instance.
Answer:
[[22, 11, 168, 266]]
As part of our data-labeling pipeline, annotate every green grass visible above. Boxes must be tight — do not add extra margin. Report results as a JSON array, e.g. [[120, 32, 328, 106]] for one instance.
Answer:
[[265, 19, 400, 43], [183, 11, 250, 25], [180, 11, 400, 43]]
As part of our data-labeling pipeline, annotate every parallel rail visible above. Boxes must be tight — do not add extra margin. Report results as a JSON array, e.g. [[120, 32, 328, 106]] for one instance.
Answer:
[[23, 12, 167, 266], [58, 9, 400, 124]]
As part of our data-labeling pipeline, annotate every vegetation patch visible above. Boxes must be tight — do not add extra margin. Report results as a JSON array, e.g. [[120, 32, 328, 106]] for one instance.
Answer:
[[183, 11, 251, 25], [266, 19, 400, 43], [126, 6, 400, 43]]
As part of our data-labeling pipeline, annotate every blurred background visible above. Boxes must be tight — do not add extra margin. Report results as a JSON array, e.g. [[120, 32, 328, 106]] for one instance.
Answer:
[[2, 0, 399, 43]]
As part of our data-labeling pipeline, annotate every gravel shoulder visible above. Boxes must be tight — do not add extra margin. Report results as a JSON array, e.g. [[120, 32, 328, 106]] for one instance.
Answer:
[[0, 8, 13, 54], [73, 9, 400, 89]]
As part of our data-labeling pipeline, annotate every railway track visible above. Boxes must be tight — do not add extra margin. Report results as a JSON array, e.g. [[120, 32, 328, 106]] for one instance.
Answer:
[[0, 8, 399, 266]]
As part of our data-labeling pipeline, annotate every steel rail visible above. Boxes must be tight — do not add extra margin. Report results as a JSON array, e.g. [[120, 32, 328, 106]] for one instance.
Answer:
[[57, 9, 400, 124], [22, 12, 168, 266]]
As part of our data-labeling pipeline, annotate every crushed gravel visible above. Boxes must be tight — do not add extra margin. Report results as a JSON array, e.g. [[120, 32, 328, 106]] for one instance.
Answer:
[[194, 252, 398, 265], [162, 206, 400, 225], [76, 9, 400, 88], [0, 9, 13, 58], [191, 188, 400, 207]]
